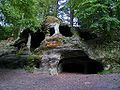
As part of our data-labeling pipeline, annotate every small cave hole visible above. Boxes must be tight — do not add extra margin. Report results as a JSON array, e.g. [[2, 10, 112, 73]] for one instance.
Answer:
[[49, 28, 55, 36], [13, 28, 45, 50], [59, 26, 73, 37], [49, 25, 73, 37], [58, 56, 104, 74]]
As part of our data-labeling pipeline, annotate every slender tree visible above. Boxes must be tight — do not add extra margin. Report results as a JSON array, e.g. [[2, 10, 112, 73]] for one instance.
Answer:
[[69, 0, 74, 26]]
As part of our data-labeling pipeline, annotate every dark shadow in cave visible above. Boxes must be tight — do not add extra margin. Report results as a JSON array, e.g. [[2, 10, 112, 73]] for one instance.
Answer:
[[49, 28, 55, 36], [13, 28, 33, 50], [49, 25, 73, 37], [59, 25, 73, 37], [31, 31, 45, 49], [78, 31, 97, 41], [58, 56, 104, 74], [13, 28, 45, 50]]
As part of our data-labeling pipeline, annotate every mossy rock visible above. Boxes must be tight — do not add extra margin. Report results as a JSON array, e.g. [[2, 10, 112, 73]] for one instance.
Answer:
[[44, 16, 61, 26]]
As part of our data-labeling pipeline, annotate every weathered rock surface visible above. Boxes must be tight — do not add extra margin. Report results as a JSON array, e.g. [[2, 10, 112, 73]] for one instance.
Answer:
[[0, 40, 29, 69], [0, 54, 29, 68], [35, 34, 105, 75], [0, 24, 120, 74], [40, 48, 92, 74]]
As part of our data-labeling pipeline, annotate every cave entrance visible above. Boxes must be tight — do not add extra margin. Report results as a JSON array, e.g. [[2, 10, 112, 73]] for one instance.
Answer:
[[58, 56, 104, 74], [13, 28, 45, 50], [31, 31, 45, 49], [49, 25, 73, 37]]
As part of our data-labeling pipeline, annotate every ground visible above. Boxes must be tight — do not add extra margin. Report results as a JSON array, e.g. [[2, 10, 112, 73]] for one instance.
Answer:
[[0, 69, 120, 90]]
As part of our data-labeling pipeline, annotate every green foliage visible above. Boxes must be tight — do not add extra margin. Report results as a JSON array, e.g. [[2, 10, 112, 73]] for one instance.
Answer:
[[24, 55, 36, 73], [98, 65, 120, 74], [16, 47, 28, 57], [40, 0, 58, 16], [68, 0, 120, 42], [1, 0, 43, 28], [0, 0, 58, 38], [25, 54, 41, 73], [24, 65, 35, 73], [27, 55, 36, 66], [0, 26, 13, 40], [98, 69, 112, 74]]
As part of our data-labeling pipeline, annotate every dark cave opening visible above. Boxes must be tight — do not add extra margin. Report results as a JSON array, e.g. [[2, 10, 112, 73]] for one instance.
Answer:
[[58, 56, 104, 74], [13, 28, 33, 50], [49, 28, 55, 36], [31, 31, 45, 49], [49, 25, 73, 37], [78, 31, 97, 41], [59, 25, 73, 37], [13, 28, 45, 50]]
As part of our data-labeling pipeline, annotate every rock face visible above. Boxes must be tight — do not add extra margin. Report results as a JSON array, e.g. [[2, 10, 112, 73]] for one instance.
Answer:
[[0, 54, 29, 68], [1, 17, 119, 74], [0, 25, 116, 75], [40, 48, 89, 75], [0, 39, 29, 69], [36, 33, 104, 75]]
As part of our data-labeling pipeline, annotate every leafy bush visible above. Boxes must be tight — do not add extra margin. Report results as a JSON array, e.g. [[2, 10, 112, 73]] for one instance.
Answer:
[[0, 26, 13, 41], [68, 0, 120, 43], [24, 54, 42, 73]]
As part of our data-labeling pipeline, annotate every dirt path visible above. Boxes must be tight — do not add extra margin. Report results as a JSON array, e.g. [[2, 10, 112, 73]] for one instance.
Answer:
[[0, 69, 120, 90]]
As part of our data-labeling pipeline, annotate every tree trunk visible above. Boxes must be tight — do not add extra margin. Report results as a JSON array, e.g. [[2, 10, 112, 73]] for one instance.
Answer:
[[69, 0, 74, 27], [54, 0, 59, 17], [70, 8, 74, 27]]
